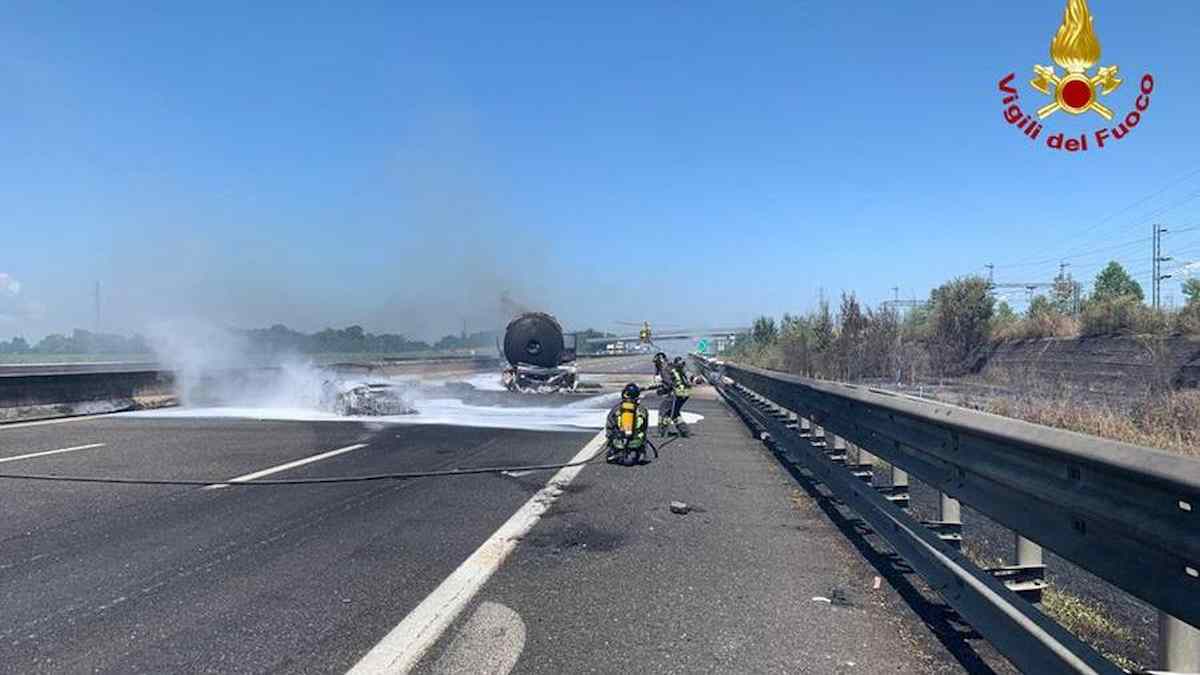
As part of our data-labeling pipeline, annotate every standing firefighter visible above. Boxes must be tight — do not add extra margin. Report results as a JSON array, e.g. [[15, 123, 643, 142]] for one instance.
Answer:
[[606, 383, 651, 465], [653, 353, 692, 437]]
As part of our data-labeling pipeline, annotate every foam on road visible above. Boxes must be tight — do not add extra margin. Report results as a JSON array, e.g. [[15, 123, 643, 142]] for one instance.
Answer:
[[120, 391, 701, 433]]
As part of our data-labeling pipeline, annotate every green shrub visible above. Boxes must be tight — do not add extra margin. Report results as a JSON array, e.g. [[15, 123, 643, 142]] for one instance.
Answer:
[[1176, 301, 1200, 335], [928, 276, 994, 374], [1079, 296, 1166, 336]]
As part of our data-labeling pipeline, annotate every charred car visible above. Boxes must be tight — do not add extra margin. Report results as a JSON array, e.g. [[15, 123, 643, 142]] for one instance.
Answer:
[[319, 378, 416, 416]]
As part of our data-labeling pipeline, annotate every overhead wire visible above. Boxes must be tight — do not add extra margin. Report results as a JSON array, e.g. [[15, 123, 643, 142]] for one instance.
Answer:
[[991, 166, 1200, 270]]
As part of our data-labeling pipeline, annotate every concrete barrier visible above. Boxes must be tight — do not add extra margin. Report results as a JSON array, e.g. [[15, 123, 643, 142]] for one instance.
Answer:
[[0, 368, 176, 423], [0, 356, 503, 424]]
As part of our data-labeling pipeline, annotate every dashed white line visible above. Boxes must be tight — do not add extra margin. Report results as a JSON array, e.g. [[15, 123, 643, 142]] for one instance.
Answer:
[[205, 443, 369, 489], [347, 430, 606, 675], [0, 443, 107, 464]]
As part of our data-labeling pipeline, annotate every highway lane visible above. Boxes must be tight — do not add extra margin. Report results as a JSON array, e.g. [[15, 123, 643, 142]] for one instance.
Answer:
[[576, 354, 656, 376], [0, 415, 596, 673], [0, 375, 991, 673]]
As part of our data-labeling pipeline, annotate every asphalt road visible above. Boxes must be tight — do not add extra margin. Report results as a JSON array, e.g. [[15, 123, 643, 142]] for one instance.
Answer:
[[414, 396, 980, 674], [576, 354, 657, 376], [0, 384, 984, 674], [0, 416, 594, 673]]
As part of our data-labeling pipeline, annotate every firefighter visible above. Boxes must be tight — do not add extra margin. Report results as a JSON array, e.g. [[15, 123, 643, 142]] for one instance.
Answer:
[[653, 351, 668, 378], [605, 383, 650, 465], [653, 353, 691, 437]]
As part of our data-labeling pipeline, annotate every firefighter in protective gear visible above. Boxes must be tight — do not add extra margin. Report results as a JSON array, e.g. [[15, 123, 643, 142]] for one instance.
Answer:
[[605, 383, 651, 466], [654, 354, 692, 437]]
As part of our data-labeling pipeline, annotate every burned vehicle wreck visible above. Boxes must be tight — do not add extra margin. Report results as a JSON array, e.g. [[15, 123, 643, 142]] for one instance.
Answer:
[[319, 377, 416, 416], [501, 312, 578, 393]]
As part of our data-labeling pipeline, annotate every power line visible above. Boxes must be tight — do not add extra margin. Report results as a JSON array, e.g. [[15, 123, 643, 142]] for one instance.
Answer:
[[1061, 165, 1200, 241], [991, 167, 1200, 269], [993, 235, 1152, 271], [1046, 170, 1200, 252], [1045, 226, 1200, 283]]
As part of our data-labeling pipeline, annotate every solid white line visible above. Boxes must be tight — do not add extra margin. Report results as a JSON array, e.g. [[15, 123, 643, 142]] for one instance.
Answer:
[[347, 431, 606, 675], [206, 443, 369, 489], [0, 443, 107, 464], [0, 414, 116, 430]]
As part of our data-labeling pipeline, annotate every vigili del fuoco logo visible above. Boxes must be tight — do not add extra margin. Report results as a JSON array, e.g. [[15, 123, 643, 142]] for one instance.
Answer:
[[998, 0, 1154, 152]]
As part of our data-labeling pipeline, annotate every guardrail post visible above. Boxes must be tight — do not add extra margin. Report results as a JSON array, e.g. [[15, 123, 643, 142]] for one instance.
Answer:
[[1160, 611, 1200, 672], [923, 491, 963, 550], [1016, 535, 1042, 567], [856, 445, 876, 466], [879, 465, 911, 510], [940, 492, 961, 523], [828, 434, 847, 463], [842, 440, 873, 484], [984, 534, 1047, 603]]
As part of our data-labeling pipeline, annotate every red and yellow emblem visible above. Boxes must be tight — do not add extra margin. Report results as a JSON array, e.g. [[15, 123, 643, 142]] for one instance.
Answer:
[[1030, 0, 1121, 120]]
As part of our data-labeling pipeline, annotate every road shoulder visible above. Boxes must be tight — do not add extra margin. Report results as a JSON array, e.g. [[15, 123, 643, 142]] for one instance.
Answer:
[[416, 394, 976, 673]]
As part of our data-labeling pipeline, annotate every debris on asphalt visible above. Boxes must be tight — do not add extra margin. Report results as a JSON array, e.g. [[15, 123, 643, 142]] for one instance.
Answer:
[[669, 501, 691, 515], [812, 588, 853, 607], [828, 587, 852, 606]]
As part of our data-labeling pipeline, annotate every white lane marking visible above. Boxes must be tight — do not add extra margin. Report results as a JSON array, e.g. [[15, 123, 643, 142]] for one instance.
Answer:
[[0, 414, 115, 430], [348, 431, 606, 675], [0, 443, 107, 464], [205, 443, 369, 489]]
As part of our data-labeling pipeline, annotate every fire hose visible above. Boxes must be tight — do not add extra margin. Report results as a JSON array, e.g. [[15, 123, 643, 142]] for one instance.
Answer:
[[0, 436, 681, 487]]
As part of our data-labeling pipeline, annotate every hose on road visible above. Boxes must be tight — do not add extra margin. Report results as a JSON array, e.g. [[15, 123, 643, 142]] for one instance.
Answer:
[[0, 436, 680, 487]]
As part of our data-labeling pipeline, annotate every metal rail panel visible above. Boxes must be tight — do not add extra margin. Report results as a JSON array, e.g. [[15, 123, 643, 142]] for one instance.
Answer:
[[713, 377, 1121, 674], [709, 361, 1200, 629]]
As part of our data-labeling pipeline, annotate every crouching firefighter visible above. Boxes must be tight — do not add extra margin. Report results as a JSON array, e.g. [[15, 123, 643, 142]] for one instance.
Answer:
[[605, 383, 655, 466], [653, 353, 692, 437]]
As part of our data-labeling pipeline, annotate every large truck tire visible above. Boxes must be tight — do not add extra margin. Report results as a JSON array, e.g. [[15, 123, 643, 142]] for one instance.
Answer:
[[503, 312, 566, 368]]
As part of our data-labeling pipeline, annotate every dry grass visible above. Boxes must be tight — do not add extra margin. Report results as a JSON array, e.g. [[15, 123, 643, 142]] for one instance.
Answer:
[[1041, 589, 1140, 671], [987, 390, 1200, 457], [992, 314, 1080, 341], [960, 543, 1141, 671]]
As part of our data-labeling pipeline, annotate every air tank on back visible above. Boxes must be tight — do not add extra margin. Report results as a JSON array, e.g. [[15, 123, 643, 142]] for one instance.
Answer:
[[503, 312, 566, 368]]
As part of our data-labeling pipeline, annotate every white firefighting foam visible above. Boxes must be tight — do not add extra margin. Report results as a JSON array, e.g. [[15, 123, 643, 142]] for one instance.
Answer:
[[122, 370, 700, 433]]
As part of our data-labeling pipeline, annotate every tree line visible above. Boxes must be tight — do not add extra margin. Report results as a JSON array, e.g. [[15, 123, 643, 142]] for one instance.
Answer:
[[1, 324, 618, 356], [730, 260, 1200, 382], [0, 330, 150, 355]]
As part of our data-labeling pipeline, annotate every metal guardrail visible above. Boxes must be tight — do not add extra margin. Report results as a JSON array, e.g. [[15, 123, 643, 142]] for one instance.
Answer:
[[0, 357, 503, 424], [693, 355, 1200, 674], [0, 362, 164, 377]]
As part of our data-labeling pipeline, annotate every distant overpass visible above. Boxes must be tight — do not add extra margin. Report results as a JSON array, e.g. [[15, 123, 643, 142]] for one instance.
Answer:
[[582, 327, 748, 351]]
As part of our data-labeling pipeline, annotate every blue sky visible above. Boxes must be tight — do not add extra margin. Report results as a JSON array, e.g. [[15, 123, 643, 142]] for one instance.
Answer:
[[3, 1, 1199, 340]]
